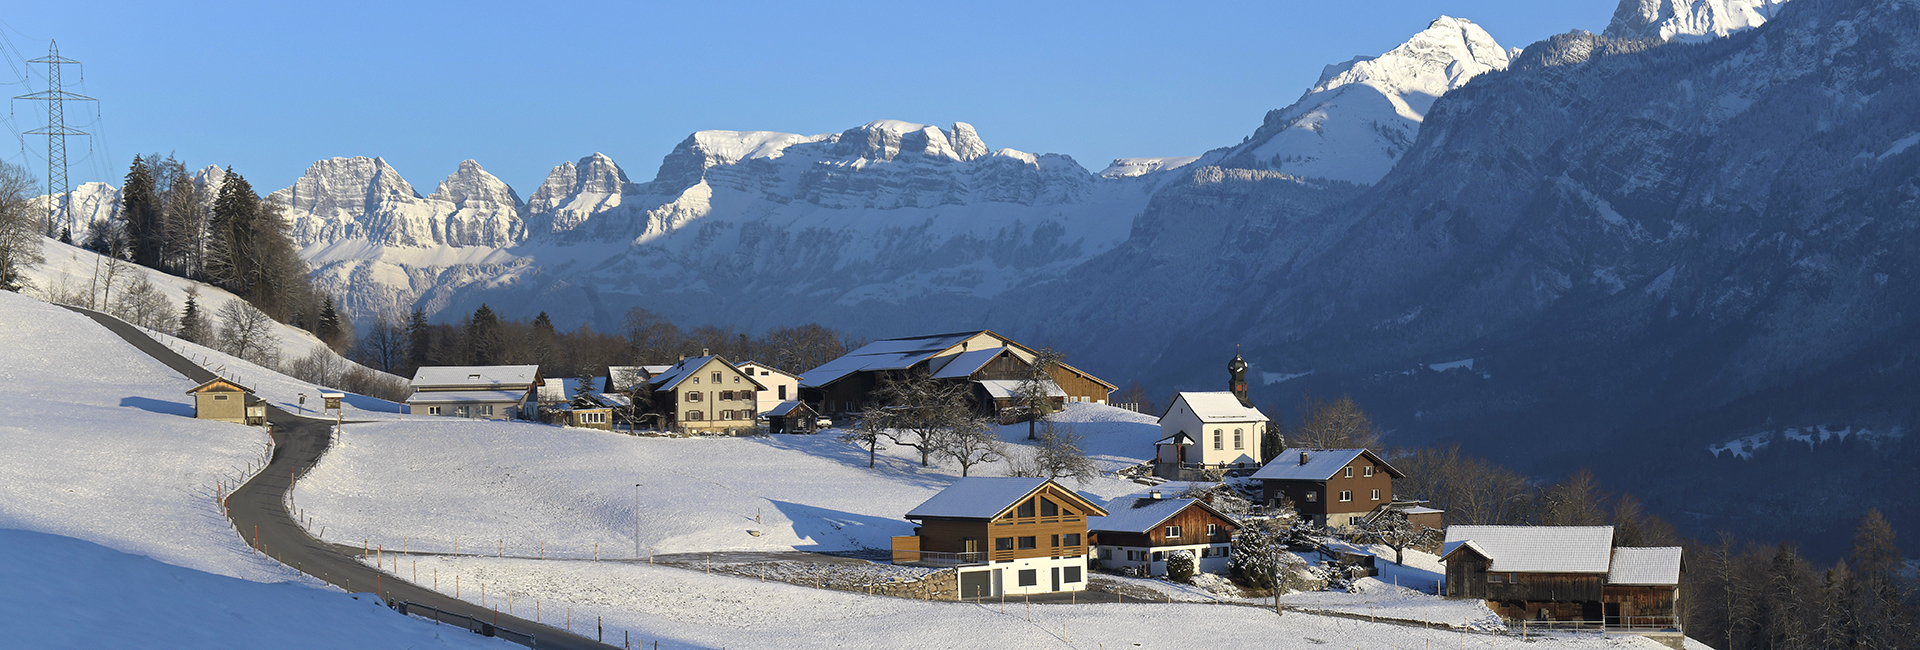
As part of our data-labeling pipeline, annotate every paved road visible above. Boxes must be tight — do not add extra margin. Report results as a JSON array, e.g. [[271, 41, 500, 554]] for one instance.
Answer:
[[65, 306, 625, 650]]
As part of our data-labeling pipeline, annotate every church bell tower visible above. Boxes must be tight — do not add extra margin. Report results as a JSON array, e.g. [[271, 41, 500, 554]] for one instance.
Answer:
[[1228, 348, 1251, 407]]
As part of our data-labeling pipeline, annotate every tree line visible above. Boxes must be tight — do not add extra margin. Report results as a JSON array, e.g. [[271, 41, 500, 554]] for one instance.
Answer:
[[355, 303, 865, 383]]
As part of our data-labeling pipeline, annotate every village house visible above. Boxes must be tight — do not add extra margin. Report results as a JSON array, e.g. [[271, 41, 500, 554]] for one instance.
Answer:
[[1154, 352, 1270, 478], [404, 365, 542, 420], [1442, 525, 1683, 631], [1249, 448, 1404, 529], [185, 377, 267, 425], [643, 354, 767, 433], [1088, 488, 1240, 577], [892, 477, 1109, 598], [800, 331, 1115, 417], [734, 361, 801, 414]]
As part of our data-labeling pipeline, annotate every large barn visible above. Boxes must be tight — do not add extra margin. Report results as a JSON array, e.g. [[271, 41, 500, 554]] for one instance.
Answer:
[[799, 331, 1114, 417]]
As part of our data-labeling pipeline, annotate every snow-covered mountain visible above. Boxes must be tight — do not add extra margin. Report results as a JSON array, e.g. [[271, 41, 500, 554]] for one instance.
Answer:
[[270, 157, 524, 249], [1211, 16, 1511, 184], [1604, 0, 1790, 42]]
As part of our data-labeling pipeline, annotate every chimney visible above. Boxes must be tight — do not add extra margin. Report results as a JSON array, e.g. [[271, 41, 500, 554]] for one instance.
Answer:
[[1149, 490, 1163, 500], [702, 347, 710, 357], [1299, 451, 1309, 466]]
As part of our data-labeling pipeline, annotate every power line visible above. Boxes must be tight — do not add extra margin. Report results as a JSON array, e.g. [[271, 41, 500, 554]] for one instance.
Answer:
[[12, 40, 94, 237]]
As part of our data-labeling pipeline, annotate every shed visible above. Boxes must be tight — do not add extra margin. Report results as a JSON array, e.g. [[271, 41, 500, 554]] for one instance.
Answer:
[[763, 400, 818, 434], [185, 378, 267, 426]]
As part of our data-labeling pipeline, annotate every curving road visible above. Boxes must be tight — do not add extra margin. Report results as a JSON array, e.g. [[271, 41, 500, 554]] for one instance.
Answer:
[[65, 305, 624, 650]]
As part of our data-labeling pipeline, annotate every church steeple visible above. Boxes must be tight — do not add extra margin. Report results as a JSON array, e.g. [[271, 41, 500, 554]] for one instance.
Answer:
[[1228, 347, 1251, 407]]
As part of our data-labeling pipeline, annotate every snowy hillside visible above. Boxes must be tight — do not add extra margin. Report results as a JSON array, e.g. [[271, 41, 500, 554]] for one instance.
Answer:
[[0, 291, 504, 649], [1212, 16, 1511, 184], [1605, 0, 1791, 42]]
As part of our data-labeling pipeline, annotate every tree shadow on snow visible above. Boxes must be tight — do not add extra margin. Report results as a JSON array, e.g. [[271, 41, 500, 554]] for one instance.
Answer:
[[119, 396, 195, 417], [745, 435, 954, 491], [768, 499, 914, 552]]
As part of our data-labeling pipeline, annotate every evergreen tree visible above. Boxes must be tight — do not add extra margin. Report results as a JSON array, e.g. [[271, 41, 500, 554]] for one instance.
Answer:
[[468, 303, 501, 364], [316, 296, 342, 347], [177, 290, 209, 344], [206, 167, 257, 294], [406, 308, 431, 370], [119, 156, 163, 268]]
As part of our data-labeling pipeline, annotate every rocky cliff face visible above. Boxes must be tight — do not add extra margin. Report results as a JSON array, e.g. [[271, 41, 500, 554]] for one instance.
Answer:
[[1605, 0, 1791, 42], [269, 157, 524, 249]]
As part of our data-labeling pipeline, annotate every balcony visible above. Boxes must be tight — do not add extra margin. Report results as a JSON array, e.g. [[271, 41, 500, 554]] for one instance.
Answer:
[[892, 549, 989, 567]]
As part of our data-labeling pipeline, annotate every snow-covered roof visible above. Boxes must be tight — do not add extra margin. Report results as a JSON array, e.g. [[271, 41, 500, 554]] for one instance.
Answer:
[[975, 379, 1065, 400], [1087, 495, 1237, 535], [411, 365, 540, 389], [1170, 392, 1267, 422], [907, 477, 1050, 519], [736, 361, 801, 379], [606, 366, 656, 392], [1250, 448, 1402, 481], [647, 356, 763, 392], [404, 389, 532, 405], [1442, 525, 1615, 574], [931, 348, 1006, 379], [590, 392, 630, 407], [801, 331, 985, 388], [538, 377, 603, 403], [185, 377, 252, 395], [765, 400, 809, 417], [1608, 547, 1683, 586]]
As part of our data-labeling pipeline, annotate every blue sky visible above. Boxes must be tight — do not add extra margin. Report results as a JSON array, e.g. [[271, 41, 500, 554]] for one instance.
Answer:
[[3, 0, 1617, 195]]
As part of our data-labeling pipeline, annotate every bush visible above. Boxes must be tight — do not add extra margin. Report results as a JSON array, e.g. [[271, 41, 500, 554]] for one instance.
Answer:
[[1166, 549, 1196, 583]]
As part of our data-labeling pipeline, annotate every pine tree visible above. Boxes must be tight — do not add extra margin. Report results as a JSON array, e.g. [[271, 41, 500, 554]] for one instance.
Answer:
[[206, 167, 257, 294], [177, 291, 209, 344], [119, 156, 163, 268], [406, 308, 430, 370], [468, 304, 501, 365], [316, 296, 342, 348]]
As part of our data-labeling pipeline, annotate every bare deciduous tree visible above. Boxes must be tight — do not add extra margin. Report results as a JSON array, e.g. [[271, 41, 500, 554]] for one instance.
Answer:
[[216, 299, 279, 367], [109, 272, 176, 333], [0, 160, 41, 292], [865, 369, 976, 467], [1015, 347, 1066, 440], [1293, 394, 1382, 450], [937, 417, 1006, 477], [1010, 422, 1100, 484]]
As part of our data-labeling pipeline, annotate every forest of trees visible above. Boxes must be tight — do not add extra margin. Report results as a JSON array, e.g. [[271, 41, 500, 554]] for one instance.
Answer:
[[354, 303, 863, 384]]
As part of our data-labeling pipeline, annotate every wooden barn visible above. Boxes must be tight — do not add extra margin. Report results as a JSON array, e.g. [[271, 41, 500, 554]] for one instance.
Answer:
[[1442, 525, 1683, 631], [800, 331, 1115, 417]]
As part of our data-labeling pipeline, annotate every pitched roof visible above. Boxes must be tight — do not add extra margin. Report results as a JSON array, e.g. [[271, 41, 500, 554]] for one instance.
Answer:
[[905, 477, 1109, 520], [1442, 525, 1616, 574], [801, 331, 987, 388], [404, 389, 535, 404], [765, 400, 810, 417], [1250, 448, 1404, 481], [735, 361, 801, 380], [1608, 547, 1683, 586], [931, 347, 1008, 379], [647, 356, 767, 392], [411, 365, 541, 389], [975, 378, 1065, 400], [1156, 431, 1196, 446], [538, 377, 603, 403], [1169, 392, 1267, 422], [185, 377, 252, 395], [1087, 495, 1240, 535]]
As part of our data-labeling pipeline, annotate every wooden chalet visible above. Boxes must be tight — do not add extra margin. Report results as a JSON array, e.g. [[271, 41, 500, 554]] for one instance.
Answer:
[[800, 331, 1115, 417], [893, 477, 1109, 597], [185, 377, 267, 425], [1249, 448, 1406, 529], [1089, 488, 1241, 576], [1442, 525, 1683, 631]]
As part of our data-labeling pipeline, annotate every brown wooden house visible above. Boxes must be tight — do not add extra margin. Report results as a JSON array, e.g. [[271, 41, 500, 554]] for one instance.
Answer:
[[893, 477, 1109, 597], [1088, 489, 1241, 576], [1442, 525, 1683, 631], [1250, 448, 1403, 529], [800, 331, 1115, 417]]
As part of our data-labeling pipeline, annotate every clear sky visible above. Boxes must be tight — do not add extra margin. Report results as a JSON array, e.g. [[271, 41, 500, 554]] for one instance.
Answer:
[[2, 0, 1618, 195]]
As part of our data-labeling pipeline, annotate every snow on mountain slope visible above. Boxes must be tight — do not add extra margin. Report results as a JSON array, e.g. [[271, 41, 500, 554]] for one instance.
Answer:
[[270, 157, 524, 248], [1099, 156, 1202, 179], [1605, 0, 1790, 42], [1215, 16, 1510, 184]]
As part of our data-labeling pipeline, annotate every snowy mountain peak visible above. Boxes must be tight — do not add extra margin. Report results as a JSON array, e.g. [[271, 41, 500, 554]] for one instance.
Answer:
[[1218, 16, 1509, 185], [270, 157, 524, 249], [1099, 157, 1202, 179], [525, 153, 636, 235], [832, 120, 992, 162], [426, 160, 522, 208], [1604, 0, 1790, 43]]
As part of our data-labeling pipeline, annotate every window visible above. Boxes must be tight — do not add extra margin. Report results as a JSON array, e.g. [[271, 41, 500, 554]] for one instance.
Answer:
[[720, 410, 733, 420], [480, 405, 494, 416], [1363, 465, 1374, 477], [687, 410, 704, 421], [1339, 490, 1352, 502], [1206, 523, 1217, 537], [428, 406, 441, 415], [1151, 551, 1165, 562], [1344, 467, 1354, 478], [213, 394, 228, 401], [1018, 570, 1037, 586], [1017, 536, 1037, 550], [1063, 533, 1080, 547], [1165, 525, 1182, 538], [1064, 567, 1082, 583], [1212, 430, 1223, 450], [1099, 548, 1111, 560], [686, 391, 702, 402], [732, 375, 740, 383], [1349, 516, 1362, 526], [1305, 491, 1318, 502], [1488, 573, 1504, 583], [761, 371, 770, 376], [711, 372, 722, 383], [1040, 499, 1058, 517], [1017, 501, 1035, 518], [995, 537, 1014, 551], [719, 390, 731, 400], [692, 376, 698, 384], [778, 385, 787, 400], [1371, 488, 1381, 501], [1234, 428, 1243, 449]]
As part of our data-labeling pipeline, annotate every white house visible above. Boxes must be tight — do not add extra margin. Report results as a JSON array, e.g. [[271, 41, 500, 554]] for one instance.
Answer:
[[735, 361, 802, 414], [1156, 391, 1268, 469], [406, 365, 542, 420]]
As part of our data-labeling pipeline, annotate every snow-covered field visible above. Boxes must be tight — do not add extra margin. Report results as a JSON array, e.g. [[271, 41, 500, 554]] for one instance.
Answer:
[[0, 291, 501, 648], [291, 403, 1160, 557]]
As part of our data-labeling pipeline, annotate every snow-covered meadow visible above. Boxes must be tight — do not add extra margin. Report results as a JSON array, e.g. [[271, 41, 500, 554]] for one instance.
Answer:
[[0, 291, 505, 648]]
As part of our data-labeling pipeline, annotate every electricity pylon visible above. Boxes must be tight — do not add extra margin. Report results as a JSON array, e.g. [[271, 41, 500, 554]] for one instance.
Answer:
[[13, 40, 95, 237]]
